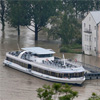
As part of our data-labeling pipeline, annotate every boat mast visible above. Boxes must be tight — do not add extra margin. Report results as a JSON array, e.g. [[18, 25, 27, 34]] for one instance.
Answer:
[[63, 54, 66, 66]]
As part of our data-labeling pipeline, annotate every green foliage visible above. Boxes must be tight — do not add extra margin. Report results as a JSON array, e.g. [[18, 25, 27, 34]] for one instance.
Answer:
[[30, 0, 59, 27], [59, 84, 78, 100], [43, 14, 62, 40], [60, 44, 82, 54], [94, 0, 100, 10], [60, 46, 70, 53], [37, 83, 78, 100], [70, 0, 94, 18], [6, 0, 31, 35], [88, 93, 100, 100], [59, 13, 81, 45], [69, 44, 82, 49], [3, 0, 100, 41], [52, 83, 62, 93], [43, 3, 81, 45], [29, 0, 61, 40], [37, 84, 54, 100], [6, 0, 31, 27]]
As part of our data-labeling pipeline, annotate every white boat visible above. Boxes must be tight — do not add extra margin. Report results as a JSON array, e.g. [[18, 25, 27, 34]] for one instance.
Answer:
[[3, 47, 85, 85]]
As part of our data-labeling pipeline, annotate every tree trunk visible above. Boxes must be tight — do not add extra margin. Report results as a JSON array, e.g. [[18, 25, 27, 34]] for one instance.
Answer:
[[17, 25, 20, 36], [35, 24, 38, 41], [1, 31, 5, 44], [0, 0, 5, 31]]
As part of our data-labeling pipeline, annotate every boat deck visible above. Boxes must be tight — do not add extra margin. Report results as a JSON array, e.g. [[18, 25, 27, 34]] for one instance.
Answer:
[[8, 51, 83, 70], [41, 59, 80, 70]]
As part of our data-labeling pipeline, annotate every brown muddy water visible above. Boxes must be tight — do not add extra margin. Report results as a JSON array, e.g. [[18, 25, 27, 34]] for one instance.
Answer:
[[0, 24, 100, 100]]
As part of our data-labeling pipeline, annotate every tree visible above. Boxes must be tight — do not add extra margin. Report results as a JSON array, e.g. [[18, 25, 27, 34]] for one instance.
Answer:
[[6, 0, 31, 36], [59, 84, 78, 100], [71, 0, 94, 19], [37, 84, 54, 100], [37, 83, 78, 100], [52, 83, 62, 99], [42, 13, 62, 40], [0, 0, 5, 31], [88, 93, 100, 100], [59, 13, 81, 45], [94, 0, 100, 10], [27, 0, 60, 41]]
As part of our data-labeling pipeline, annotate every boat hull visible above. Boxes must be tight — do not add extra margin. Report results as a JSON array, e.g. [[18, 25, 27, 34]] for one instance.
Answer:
[[3, 60, 85, 85]]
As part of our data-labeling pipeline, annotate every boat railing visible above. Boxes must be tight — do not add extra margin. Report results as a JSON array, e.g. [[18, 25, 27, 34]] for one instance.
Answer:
[[55, 56, 82, 68], [41, 59, 81, 69], [42, 60, 64, 68], [20, 52, 34, 61], [9, 51, 22, 57]]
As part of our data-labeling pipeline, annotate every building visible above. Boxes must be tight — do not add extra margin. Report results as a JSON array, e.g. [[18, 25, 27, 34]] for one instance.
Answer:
[[82, 11, 100, 57]]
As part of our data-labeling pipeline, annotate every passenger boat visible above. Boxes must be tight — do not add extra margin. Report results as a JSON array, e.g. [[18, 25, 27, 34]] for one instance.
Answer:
[[3, 47, 85, 84]]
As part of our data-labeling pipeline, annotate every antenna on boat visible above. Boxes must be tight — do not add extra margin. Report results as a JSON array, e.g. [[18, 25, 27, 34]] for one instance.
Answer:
[[63, 54, 66, 66]]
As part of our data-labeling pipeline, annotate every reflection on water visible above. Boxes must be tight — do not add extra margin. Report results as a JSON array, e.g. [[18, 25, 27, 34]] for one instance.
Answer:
[[1, 31, 5, 44], [0, 23, 100, 100]]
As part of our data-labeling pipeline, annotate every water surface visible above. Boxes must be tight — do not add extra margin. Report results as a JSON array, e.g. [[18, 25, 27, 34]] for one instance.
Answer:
[[0, 24, 100, 100]]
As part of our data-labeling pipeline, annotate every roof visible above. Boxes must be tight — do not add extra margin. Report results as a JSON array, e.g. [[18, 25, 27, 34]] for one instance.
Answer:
[[21, 47, 55, 55], [90, 11, 100, 24]]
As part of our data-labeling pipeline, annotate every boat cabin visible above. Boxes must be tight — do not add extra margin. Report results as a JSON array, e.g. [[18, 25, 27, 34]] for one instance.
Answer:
[[19, 47, 55, 63]]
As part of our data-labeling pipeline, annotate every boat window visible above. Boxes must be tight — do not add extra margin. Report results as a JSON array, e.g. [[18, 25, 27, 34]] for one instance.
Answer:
[[70, 73, 74, 78], [51, 72, 56, 76], [32, 66, 36, 71], [44, 70, 49, 74], [59, 73, 64, 78], [39, 68, 44, 73], [28, 64, 32, 69], [64, 73, 68, 77], [34, 54, 53, 58], [6, 57, 85, 78], [6, 57, 9, 60]]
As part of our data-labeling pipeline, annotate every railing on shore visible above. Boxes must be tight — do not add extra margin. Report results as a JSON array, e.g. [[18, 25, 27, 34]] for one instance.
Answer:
[[77, 61, 100, 80]]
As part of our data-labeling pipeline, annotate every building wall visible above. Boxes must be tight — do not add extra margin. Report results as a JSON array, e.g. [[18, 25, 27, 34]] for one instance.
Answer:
[[82, 13, 97, 56], [98, 24, 100, 57]]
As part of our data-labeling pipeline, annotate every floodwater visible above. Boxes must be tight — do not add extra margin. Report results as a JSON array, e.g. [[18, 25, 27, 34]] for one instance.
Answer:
[[0, 23, 100, 100]]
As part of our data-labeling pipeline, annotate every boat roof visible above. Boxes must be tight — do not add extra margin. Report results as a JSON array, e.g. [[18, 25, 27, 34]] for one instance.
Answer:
[[21, 47, 55, 55]]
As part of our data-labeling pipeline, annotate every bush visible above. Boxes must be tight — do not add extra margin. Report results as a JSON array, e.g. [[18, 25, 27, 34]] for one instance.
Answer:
[[60, 46, 70, 53], [60, 45, 82, 54], [70, 44, 82, 49]]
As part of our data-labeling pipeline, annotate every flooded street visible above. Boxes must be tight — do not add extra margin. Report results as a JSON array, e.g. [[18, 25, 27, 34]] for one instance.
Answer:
[[0, 24, 100, 100]]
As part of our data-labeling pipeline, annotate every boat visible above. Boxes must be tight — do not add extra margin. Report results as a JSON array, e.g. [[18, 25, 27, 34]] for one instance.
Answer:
[[3, 47, 85, 85]]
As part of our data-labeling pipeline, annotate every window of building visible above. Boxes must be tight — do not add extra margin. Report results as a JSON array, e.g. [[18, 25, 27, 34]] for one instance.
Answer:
[[94, 37, 96, 42], [84, 23, 86, 27], [94, 26, 96, 30], [85, 35, 91, 41], [94, 47, 96, 51], [85, 45, 91, 51], [90, 46, 91, 50], [89, 25, 91, 31], [89, 35, 91, 41]]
